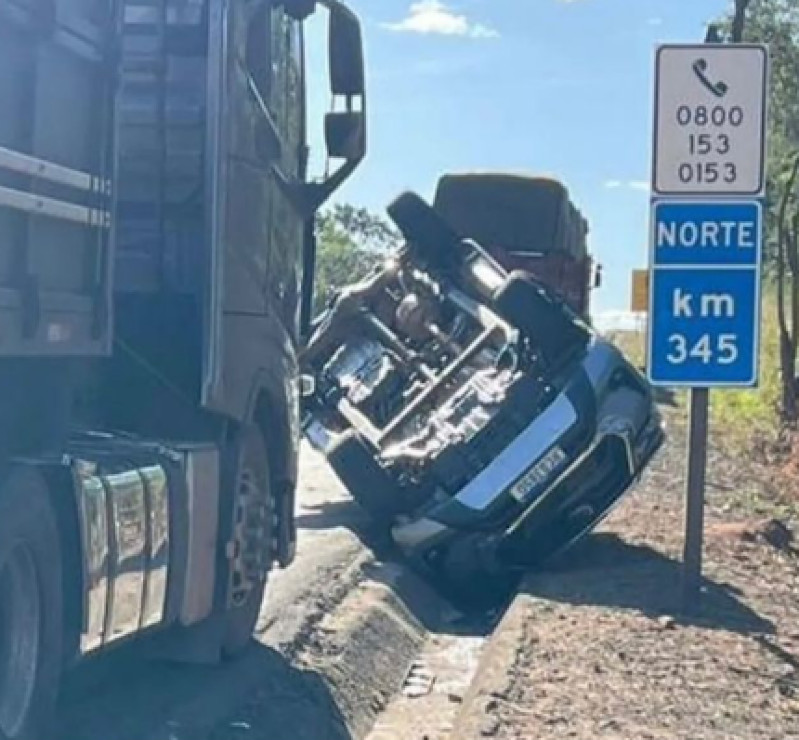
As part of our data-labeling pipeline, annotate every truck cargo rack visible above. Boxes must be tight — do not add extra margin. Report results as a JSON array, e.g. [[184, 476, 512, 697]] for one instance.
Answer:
[[0, 0, 118, 357], [0, 146, 112, 229]]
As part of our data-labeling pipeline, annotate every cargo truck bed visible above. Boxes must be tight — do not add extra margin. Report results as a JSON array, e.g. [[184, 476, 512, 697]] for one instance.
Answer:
[[0, 0, 116, 356]]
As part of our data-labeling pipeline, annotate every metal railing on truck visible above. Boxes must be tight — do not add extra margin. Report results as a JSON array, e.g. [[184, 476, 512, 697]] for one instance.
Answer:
[[0, 0, 117, 357]]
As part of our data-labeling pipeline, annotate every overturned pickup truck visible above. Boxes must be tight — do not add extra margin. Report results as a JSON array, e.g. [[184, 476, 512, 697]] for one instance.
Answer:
[[301, 182, 664, 584]]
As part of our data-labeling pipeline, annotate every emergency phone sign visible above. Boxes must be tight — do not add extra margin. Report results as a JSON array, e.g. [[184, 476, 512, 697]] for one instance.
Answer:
[[652, 44, 768, 196]]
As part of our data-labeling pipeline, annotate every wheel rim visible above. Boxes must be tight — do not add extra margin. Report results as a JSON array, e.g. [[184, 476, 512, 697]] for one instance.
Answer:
[[0, 543, 41, 737]]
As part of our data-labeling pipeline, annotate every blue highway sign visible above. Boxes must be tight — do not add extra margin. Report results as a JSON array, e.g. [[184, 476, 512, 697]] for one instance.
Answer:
[[653, 201, 761, 266], [648, 200, 762, 387]]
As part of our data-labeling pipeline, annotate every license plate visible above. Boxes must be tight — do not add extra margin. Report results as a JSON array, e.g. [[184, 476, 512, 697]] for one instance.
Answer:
[[509, 445, 568, 503]]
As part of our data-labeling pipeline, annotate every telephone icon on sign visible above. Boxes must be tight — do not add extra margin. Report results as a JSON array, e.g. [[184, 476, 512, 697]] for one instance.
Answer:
[[692, 58, 729, 98]]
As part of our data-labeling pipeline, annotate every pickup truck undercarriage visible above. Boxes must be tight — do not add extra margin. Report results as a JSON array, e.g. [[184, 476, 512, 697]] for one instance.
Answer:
[[301, 191, 665, 585]]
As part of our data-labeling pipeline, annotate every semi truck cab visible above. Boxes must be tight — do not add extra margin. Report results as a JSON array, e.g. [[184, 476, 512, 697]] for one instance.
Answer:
[[0, 1, 365, 738]]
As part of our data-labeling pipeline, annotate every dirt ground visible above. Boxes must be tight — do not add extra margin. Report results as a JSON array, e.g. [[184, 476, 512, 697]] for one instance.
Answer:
[[457, 404, 799, 740]]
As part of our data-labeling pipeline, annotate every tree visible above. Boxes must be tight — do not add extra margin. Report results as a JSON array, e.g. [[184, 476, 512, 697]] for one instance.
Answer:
[[775, 154, 799, 423], [717, 0, 799, 423], [721, 0, 799, 264], [313, 205, 401, 313]]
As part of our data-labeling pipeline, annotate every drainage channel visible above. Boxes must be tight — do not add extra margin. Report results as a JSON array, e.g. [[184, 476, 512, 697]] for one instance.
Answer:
[[367, 629, 489, 740]]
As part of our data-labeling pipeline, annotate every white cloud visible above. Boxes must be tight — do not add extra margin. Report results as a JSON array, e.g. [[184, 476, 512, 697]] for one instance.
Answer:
[[383, 1, 499, 39], [470, 23, 500, 39], [647, 17, 664, 26], [604, 179, 650, 193]]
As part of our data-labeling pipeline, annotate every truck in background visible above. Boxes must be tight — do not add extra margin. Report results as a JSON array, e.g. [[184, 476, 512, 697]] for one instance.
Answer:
[[0, 0, 365, 737], [432, 173, 601, 320]]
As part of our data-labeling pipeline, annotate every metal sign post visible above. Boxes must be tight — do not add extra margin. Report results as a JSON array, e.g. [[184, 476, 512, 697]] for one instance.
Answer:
[[649, 42, 769, 612], [683, 388, 709, 605]]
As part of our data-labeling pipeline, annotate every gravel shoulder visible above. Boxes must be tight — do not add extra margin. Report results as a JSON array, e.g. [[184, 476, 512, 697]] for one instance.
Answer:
[[455, 406, 799, 740]]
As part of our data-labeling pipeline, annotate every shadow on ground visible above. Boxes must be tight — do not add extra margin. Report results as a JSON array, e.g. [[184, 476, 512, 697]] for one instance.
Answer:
[[296, 498, 519, 627], [527, 533, 774, 635], [295, 499, 374, 533], [652, 385, 679, 407], [57, 640, 353, 740]]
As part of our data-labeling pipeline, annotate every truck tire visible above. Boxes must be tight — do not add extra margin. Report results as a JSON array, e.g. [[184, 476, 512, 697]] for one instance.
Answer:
[[221, 580, 266, 659], [0, 468, 62, 740], [221, 426, 272, 658], [326, 430, 408, 521]]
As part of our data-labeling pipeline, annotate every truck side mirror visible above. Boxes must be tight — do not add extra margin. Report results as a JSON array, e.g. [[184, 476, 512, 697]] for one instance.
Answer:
[[325, 112, 365, 161], [593, 263, 603, 289], [297, 0, 367, 215], [328, 3, 365, 96], [279, 0, 317, 20]]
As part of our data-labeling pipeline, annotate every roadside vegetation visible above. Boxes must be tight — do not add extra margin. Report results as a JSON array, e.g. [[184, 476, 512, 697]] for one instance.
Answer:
[[733, 0, 799, 426], [313, 205, 400, 313]]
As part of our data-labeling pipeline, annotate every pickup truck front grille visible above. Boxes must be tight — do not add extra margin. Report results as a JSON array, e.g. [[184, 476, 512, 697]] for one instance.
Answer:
[[429, 376, 553, 495]]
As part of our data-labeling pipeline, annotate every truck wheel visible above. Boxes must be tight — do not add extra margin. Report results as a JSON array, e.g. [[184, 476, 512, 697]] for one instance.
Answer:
[[221, 579, 266, 659], [221, 426, 272, 658], [327, 430, 408, 521], [0, 468, 62, 740]]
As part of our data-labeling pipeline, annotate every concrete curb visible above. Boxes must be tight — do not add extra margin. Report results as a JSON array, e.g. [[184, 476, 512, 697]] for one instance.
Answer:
[[289, 556, 454, 739], [307, 575, 427, 738], [451, 591, 534, 739]]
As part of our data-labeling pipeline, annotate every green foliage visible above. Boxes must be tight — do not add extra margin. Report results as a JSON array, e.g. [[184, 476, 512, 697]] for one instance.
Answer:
[[313, 204, 401, 313], [719, 0, 799, 266], [710, 291, 782, 441], [714, 1, 799, 424]]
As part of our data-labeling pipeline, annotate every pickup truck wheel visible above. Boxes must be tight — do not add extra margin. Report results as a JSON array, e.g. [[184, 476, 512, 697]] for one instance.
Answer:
[[386, 191, 464, 269], [0, 469, 62, 740], [221, 426, 272, 658], [494, 272, 589, 367], [436, 536, 518, 609], [326, 430, 408, 521]]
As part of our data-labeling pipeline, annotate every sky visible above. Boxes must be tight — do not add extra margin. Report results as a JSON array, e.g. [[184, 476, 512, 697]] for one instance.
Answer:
[[307, 0, 733, 315]]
